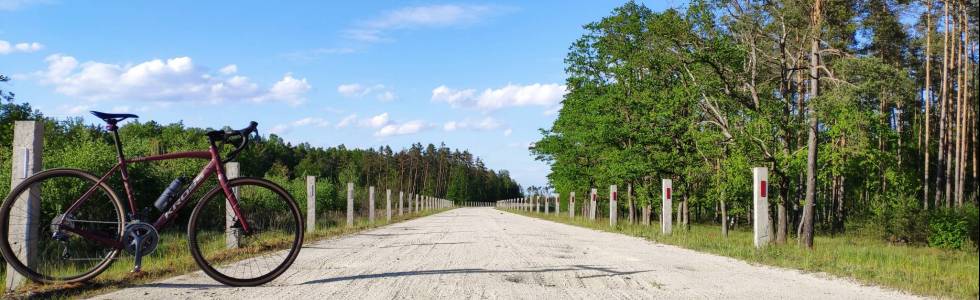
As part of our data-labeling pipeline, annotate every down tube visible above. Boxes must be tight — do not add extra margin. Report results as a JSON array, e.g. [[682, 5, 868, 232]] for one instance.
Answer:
[[153, 160, 215, 229]]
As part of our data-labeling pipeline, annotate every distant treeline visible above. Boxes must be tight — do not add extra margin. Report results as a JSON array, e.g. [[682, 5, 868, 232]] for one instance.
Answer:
[[0, 100, 523, 216]]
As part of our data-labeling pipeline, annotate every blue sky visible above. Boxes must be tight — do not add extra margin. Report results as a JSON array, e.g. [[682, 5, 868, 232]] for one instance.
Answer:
[[1, 0, 681, 189]]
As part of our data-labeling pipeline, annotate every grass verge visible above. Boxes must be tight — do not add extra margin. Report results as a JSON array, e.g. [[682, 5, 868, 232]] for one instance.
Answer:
[[2, 208, 452, 299], [503, 209, 979, 299]]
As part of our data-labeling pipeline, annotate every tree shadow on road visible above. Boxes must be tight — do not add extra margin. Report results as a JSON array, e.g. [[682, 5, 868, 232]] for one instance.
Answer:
[[300, 265, 651, 285]]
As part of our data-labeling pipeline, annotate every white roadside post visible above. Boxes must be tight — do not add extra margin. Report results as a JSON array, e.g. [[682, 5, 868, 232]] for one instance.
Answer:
[[662, 179, 672, 235], [368, 186, 376, 223], [555, 193, 560, 216], [609, 185, 618, 226], [544, 195, 550, 214], [346, 182, 354, 227], [569, 192, 576, 218], [225, 162, 241, 249], [753, 167, 771, 248], [7, 121, 42, 290], [306, 176, 316, 233], [399, 191, 404, 216], [386, 189, 392, 222], [589, 188, 598, 221]]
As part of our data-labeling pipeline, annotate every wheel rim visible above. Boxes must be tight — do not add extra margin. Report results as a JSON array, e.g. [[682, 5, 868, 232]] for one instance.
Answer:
[[190, 179, 302, 283], [1, 170, 123, 282]]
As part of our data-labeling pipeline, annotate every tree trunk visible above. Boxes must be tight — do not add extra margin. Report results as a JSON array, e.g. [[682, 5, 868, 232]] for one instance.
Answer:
[[682, 194, 689, 230], [936, 0, 950, 208], [954, 3, 967, 207], [643, 204, 650, 225], [924, 0, 932, 210], [800, 0, 821, 249], [777, 182, 788, 243], [721, 198, 728, 237], [627, 183, 635, 224]]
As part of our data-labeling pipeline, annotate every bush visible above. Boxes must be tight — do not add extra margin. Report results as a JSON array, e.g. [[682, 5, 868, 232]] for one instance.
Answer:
[[870, 192, 929, 245], [927, 208, 973, 250]]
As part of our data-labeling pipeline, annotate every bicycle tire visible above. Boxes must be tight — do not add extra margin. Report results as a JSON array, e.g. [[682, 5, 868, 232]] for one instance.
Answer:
[[0, 168, 125, 284], [187, 177, 303, 286]]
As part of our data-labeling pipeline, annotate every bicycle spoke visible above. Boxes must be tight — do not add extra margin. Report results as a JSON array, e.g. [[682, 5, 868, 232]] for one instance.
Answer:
[[190, 178, 302, 286], [1, 169, 123, 283]]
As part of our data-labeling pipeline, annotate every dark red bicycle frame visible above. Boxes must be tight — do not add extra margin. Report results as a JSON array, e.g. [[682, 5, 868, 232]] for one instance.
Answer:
[[60, 142, 250, 250]]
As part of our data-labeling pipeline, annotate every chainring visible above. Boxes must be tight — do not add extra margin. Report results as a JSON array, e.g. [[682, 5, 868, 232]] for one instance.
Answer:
[[123, 221, 159, 255]]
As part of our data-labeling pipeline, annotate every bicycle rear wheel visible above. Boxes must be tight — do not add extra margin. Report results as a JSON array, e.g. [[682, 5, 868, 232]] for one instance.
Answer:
[[0, 168, 125, 284], [187, 177, 303, 286]]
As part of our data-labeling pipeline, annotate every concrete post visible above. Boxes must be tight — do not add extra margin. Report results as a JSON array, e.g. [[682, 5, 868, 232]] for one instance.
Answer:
[[589, 188, 598, 220], [662, 179, 672, 235], [555, 193, 560, 216], [535, 196, 540, 213], [224, 162, 241, 249], [569, 192, 576, 218], [386, 189, 392, 222], [399, 191, 404, 216], [368, 186, 376, 223], [753, 167, 771, 248], [346, 182, 354, 227], [414, 194, 419, 213], [306, 176, 316, 233], [6, 121, 42, 290], [610, 185, 618, 226], [544, 195, 550, 214]]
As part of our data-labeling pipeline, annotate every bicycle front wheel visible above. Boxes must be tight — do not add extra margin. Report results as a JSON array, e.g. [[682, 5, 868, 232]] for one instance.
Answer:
[[187, 177, 303, 286], [0, 168, 125, 284]]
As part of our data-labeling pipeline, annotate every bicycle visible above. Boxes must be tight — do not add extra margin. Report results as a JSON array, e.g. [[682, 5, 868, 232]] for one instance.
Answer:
[[0, 111, 303, 287]]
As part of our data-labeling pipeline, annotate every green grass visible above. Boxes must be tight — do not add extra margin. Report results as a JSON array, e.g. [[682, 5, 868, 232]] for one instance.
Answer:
[[505, 209, 979, 300], [1, 209, 451, 299]]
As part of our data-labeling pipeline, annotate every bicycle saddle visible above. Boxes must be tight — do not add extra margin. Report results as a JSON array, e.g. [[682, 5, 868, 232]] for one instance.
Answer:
[[90, 111, 138, 124]]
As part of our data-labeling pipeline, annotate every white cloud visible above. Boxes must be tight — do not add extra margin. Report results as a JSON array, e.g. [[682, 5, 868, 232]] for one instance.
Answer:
[[432, 83, 566, 111], [441, 117, 503, 132], [335, 114, 357, 128], [271, 117, 330, 134], [219, 64, 237, 75], [333, 112, 429, 137], [376, 90, 397, 101], [336, 83, 396, 101], [258, 74, 311, 105], [364, 112, 390, 128], [375, 120, 427, 137], [0, 40, 43, 54], [503, 128, 513, 136], [443, 121, 459, 131], [337, 83, 368, 97], [346, 4, 502, 43], [38, 54, 311, 105]]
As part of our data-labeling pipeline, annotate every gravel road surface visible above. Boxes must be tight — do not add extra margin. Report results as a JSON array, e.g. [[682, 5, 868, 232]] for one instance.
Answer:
[[94, 208, 919, 299]]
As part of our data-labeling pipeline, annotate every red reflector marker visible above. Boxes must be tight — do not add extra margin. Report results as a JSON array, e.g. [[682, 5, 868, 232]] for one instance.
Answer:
[[666, 188, 671, 200], [760, 180, 767, 198]]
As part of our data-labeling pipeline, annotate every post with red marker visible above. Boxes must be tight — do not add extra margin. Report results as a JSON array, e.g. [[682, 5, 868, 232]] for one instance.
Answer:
[[753, 167, 771, 248], [568, 192, 576, 218], [662, 179, 672, 235], [609, 185, 618, 226]]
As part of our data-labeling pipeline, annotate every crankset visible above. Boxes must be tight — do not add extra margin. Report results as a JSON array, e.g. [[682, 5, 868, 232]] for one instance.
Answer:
[[123, 221, 159, 272]]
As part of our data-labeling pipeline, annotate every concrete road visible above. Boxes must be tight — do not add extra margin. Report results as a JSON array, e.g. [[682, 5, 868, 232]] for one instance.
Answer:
[[94, 208, 918, 299]]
